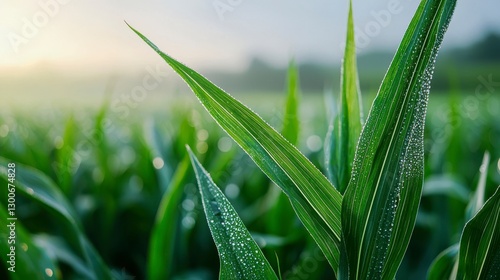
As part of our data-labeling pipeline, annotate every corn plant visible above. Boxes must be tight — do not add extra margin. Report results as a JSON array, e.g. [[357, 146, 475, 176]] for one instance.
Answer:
[[0, 0, 498, 279], [129, 0, 500, 279]]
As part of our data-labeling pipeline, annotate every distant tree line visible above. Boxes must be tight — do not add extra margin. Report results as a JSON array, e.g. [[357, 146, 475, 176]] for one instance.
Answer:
[[205, 32, 500, 93]]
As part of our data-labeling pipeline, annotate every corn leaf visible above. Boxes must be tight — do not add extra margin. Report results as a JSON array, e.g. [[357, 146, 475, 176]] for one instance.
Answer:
[[427, 244, 459, 280], [0, 206, 58, 280], [266, 60, 302, 236], [145, 119, 174, 193], [422, 175, 470, 202], [339, 0, 457, 279], [281, 59, 300, 146], [0, 157, 113, 280], [33, 235, 94, 279], [147, 156, 190, 280], [457, 186, 500, 279], [465, 151, 490, 221], [427, 152, 492, 280], [54, 113, 77, 197], [325, 0, 363, 193], [187, 147, 278, 280], [129, 23, 343, 270]]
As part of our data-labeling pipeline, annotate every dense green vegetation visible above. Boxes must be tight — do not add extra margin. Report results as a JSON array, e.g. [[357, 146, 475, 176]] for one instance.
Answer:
[[1, 0, 499, 279]]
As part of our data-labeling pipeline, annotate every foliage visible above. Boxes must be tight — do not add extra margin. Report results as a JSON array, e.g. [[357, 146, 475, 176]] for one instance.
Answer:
[[0, 0, 499, 279]]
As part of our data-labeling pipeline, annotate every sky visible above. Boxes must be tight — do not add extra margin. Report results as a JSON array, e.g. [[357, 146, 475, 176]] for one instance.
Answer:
[[1, 0, 499, 73]]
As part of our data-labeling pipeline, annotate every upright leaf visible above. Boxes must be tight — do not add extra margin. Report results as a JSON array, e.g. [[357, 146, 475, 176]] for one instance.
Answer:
[[187, 147, 278, 280], [267, 60, 302, 236], [54, 114, 77, 197], [325, 0, 363, 193], [457, 186, 500, 279], [129, 23, 344, 271], [427, 244, 459, 280], [147, 157, 190, 280], [465, 151, 490, 220], [340, 0, 457, 279], [282, 60, 301, 145], [427, 152, 492, 280]]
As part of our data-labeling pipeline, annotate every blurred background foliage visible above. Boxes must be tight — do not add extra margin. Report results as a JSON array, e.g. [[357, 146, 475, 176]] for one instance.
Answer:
[[0, 68, 498, 278], [0, 3, 499, 278]]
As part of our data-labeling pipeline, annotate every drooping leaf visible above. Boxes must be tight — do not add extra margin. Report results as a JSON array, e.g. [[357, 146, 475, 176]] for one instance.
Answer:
[[33, 234, 93, 279], [0, 206, 59, 280], [187, 147, 278, 280], [340, 0, 457, 279], [325, 0, 363, 193], [457, 186, 500, 279], [129, 23, 343, 270], [427, 244, 459, 280], [0, 158, 113, 280], [147, 156, 190, 280], [422, 175, 470, 202]]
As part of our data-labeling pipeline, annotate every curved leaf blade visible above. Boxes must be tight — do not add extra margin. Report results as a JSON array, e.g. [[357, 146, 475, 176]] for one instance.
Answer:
[[422, 175, 470, 202], [0, 158, 113, 280], [33, 235, 94, 279], [128, 23, 343, 270], [340, 0, 457, 278], [147, 156, 190, 280], [457, 186, 500, 279], [187, 147, 278, 280], [0, 206, 59, 280], [427, 244, 459, 280], [325, 0, 363, 193]]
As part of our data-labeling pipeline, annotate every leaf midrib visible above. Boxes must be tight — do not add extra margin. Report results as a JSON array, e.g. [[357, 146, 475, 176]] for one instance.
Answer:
[[476, 204, 499, 278], [176, 66, 342, 242], [354, 1, 443, 278]]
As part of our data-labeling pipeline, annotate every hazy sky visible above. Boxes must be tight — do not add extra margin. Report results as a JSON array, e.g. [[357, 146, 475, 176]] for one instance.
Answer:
[[1, 0, 499, 72]]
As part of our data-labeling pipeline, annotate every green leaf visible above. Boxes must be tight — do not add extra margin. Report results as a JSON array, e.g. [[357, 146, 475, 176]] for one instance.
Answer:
[[0, 206, 58, 280], [422, 175, 470, 202], [427, 244, 459, 280], [54, 113, 77, 196], [465, 151, 490, 221], [266, 60, 302, 236], [0, 158, 113, 280], [187, 147, 278, 280], [457, 186, 500, 279], [428, 153, 493, 280], [129, 23, 343, 271], [147, 156, 190, 280], [325, 0, 363, 193], [33, 234, 93, 279], [340, 0, 457, 279], [145, 119, 174, 193], [282, 59, 301, 146]]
